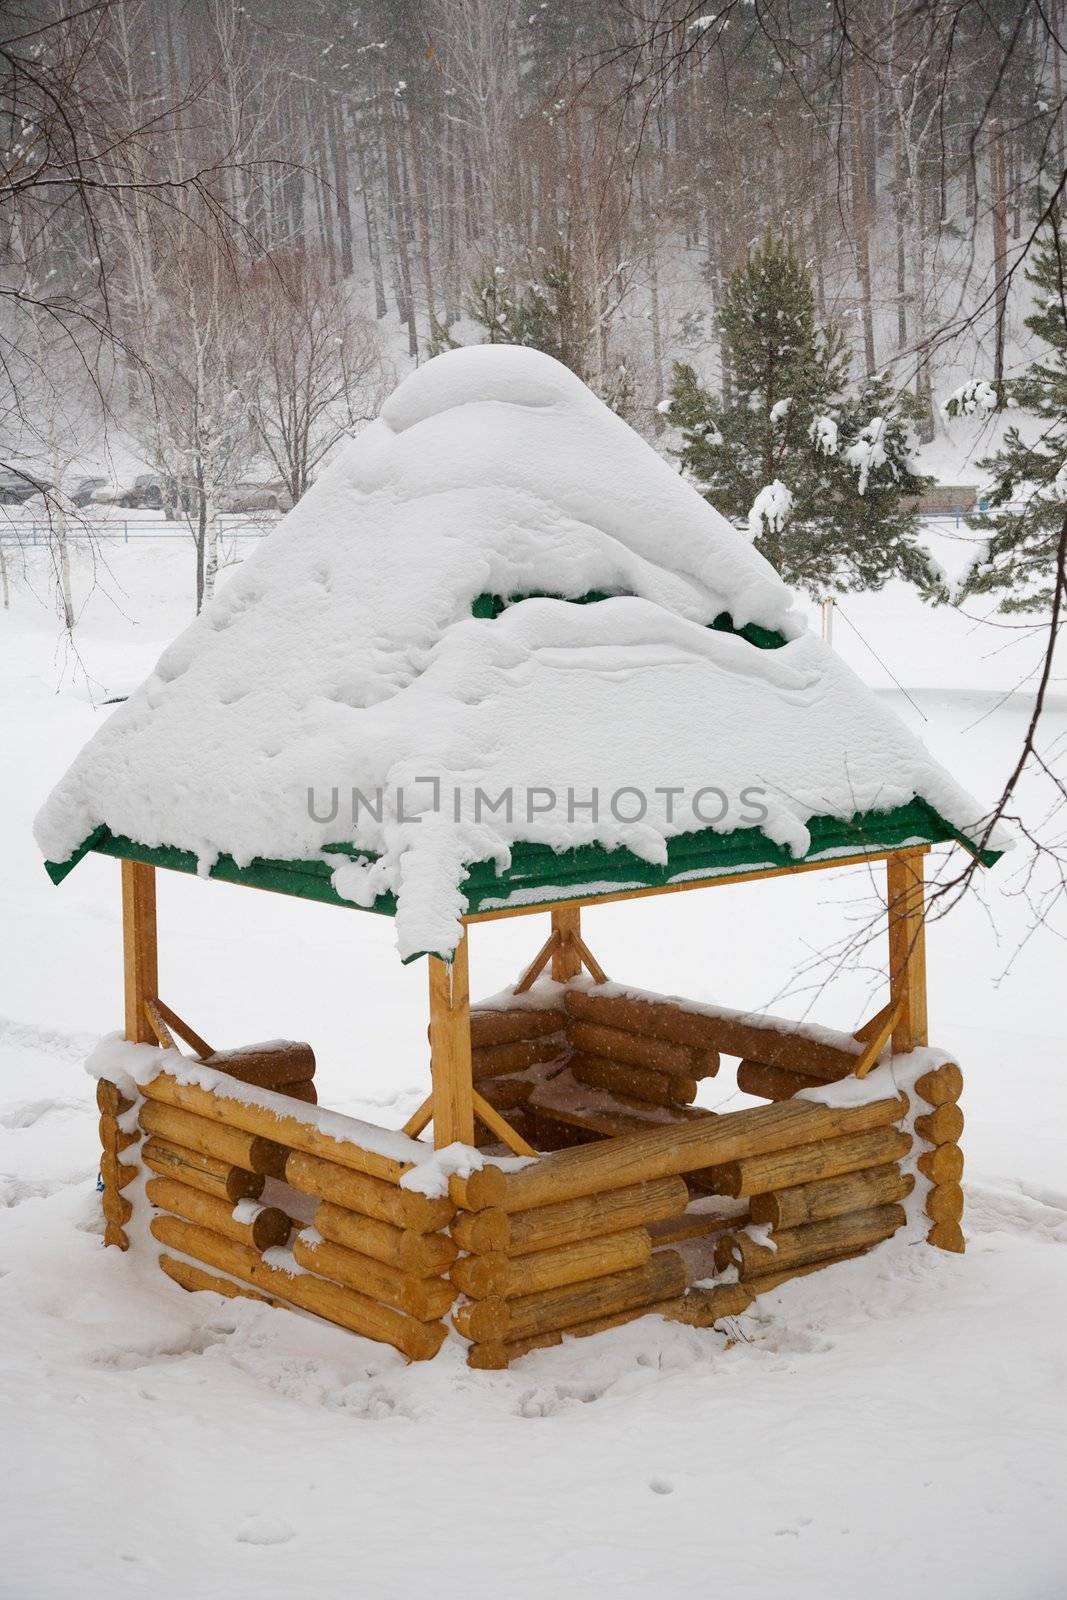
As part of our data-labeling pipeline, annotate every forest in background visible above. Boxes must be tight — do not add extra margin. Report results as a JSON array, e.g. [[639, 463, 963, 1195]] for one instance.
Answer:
[[1, 0, 1065, 610]]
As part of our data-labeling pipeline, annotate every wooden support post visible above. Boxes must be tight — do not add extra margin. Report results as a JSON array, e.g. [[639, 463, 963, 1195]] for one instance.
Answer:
[[121, 860, 158, 1044], [550, 907, 583, 982], [428, 928, 475, 1148], [886, 850, 928, 1054]]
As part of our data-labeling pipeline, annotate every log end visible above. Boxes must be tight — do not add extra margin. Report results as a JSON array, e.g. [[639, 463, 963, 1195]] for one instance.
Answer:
[[407, 1319, 450, 1363], [452, 1296, 508, 1344], [102, 1189, 133, 1227], [924, 1182, 965, 1224], [712, 1234, 743, 1272], [666, 1284, 754, 1325], [249, 1206, 294, 1252], [914, 1062, 963, 1107], [450, 1162, 509, 1212], [914, 1103, 965, 1146], [466, 1341, 510, 1370], [97, 1077, 134, 1117], [927, 1219, 965, 1254]]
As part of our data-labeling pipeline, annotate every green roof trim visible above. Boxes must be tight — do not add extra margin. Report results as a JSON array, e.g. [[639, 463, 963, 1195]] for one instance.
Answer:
[[42, 798, 1001, 955], [471, 590, 787, 649]]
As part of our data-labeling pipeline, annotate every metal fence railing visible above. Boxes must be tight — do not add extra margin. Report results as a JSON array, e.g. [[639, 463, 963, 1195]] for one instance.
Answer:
[[0, 516, 277, 546]]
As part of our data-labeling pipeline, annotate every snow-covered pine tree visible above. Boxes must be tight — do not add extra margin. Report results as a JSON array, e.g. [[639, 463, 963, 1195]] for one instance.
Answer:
[[429, 249, 636, 419], [430, 252, 587, 367], [665, 235, 937, 599], [960, 214, 1067, 613]]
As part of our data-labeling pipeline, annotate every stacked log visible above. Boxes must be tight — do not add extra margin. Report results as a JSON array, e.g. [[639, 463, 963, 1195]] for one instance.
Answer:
[[204, 1040, 318, 1105], [748, 1163, 914, 1229], [526, 1084, 708, 1152], [711, 1109, 913, 1293], [913, 1063, 965, 1253], [135, 1016, 950, 1365], [138, 1099, 289, 1178], [664, 1283, 755, 1325], [563, 988, 857, 1085], [563, 994, 720, 1108], [708, 1126, 913, 1199], [460, 1253, 688, 1368], [158, 1253, 274, 1304], [450, 1093, 909, 1212], [469, 987, 870, 1154], [144, 1067, 455, 1360], [735, 1060, 828, 1100], [141, 1137, 266, 1203], [145, 1176, 290, 1251], [470, 1008, 567, 1093], [151, 1214, 446, 1361], [97, 1079, 139, 1250], [444, 1089, 913, 1361], [450, 1171, 690, 1368], [714, 1204, 908, 1287], [467, 1006, 567, 1149], [569, 1054, 698, 1107]]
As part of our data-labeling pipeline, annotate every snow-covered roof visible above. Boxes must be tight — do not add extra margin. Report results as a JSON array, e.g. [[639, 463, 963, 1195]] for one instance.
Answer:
[[35, 346, 1005, 960]]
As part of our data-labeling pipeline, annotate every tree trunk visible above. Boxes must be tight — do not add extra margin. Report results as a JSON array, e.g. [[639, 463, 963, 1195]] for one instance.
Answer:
[[50, 458, 75, 630], [352, 112, 388, 320], [811, 194, 827, 318], [912, 186, 935, 443], [195, 474, 207, 614], [850, 48, 876, 376], [405, 107, 437, 334], [991, 119, 1009, 402], [328, 96, 354, 278], [307, 86, 337, 278], [641, 174, 665, 428], [381, 87, 418, 356], [894, 124, 908, 349], [1054, 0, 1066, 180], [202, 502, 220, 604]]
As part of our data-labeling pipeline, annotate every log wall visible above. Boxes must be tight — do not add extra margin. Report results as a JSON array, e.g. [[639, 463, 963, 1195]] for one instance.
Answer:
[[137, 1067, 454, 1362], [447, 1053, 915, 1367], [97, 1078, 139, 1250], [913, 1062, 965, 1252], [110, 983, 958, 1369]]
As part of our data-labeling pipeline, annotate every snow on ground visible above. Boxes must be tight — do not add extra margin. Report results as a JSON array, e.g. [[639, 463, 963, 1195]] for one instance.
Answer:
[[2, 533, 1066, 1598]]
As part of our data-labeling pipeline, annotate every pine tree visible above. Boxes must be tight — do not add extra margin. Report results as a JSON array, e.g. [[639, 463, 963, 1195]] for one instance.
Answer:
[[664, 235, 937, 599], [430, 247, 636, 419], [960, 214, 1067, 613]]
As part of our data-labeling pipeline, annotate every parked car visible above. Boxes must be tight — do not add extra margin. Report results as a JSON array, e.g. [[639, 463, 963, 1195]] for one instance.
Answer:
[[0, 469, 54, 505], [215, 480, 293, 514], [69, 476, 107, 508], [89, 481, 123, 506], [114, 473, 193, 516], [118, 473, 164, 510]]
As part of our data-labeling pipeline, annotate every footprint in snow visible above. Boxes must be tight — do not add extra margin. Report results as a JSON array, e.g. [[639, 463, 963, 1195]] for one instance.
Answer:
[[236, 1516, 295, 1547], [0, 1174, 81, 1207], [0, 1098, 82, 1129]]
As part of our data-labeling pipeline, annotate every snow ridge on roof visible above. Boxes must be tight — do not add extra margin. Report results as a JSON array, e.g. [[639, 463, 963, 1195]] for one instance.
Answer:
[[35, 346, 1005, 959]]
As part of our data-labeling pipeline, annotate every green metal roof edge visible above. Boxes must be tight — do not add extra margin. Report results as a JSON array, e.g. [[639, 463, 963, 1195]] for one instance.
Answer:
[[41, 797, 1000, 929], [471, 590, 787, 650]]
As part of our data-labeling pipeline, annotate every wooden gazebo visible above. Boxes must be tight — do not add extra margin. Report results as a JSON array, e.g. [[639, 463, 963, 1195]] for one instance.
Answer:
[[36, 345, 1001, 1368]]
